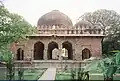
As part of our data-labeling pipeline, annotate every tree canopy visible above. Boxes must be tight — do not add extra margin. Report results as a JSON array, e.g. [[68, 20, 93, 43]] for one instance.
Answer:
[[0, 5, 35, 50], [79, 9, 120, 55], [0, 4, 35, 80], [79, 9, 120, 35]]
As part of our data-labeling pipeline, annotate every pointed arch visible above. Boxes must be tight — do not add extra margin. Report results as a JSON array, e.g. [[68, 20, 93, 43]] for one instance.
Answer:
[[17, 48, 24, 60], [62, 41, 73, 60], [34, 41, 44, 60], [48, 41, 58, 60], [82, 48, 91, 60]]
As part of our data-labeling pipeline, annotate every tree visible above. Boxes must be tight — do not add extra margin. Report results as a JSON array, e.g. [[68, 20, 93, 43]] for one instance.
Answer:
[[0, 5, 35, 47], [0, 4, 35, 80], [79, 9, 120, 55], [79, 9, 120, 35], [0, 48, 15, 80]]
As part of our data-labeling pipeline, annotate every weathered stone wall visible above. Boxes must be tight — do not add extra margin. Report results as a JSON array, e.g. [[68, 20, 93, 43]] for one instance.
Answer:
[[12, 36, 102, 61], [15, 60, 91, 68]]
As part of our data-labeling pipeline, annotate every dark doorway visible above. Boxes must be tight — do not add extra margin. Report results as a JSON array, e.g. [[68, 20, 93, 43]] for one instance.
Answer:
[[82, 48, 91, 60], [17, 48, 24, 60], [48, 41, 58, 60], [34, 41, 44, 60], [62, 41, 73, 60]]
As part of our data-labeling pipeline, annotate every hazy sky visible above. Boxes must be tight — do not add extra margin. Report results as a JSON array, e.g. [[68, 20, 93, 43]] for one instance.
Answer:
[[3, 0, 120, 26]]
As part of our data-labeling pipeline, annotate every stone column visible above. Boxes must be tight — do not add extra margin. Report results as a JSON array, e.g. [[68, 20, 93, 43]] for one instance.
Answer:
[[72, 49, 75, 60], [74, 45, 82, 61], [30, 49, 34, 67], [59, 49, 62, 60], [44, 48, 47, 60], [27, 49, 32, 60], [44, 43, 48, 60], [78, 48, 82, 61], [31, 49, 34, 60], [72, 42, 76, 60], [58, 43, 62, 60]]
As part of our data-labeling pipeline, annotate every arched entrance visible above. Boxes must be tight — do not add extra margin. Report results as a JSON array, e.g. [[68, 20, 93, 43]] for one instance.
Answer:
[[82, 48, 91, 60], [62, 41, 73, 60], [34, 41, 44, 60], [48, 41, 58, 60], [17, 48, 24, 60]]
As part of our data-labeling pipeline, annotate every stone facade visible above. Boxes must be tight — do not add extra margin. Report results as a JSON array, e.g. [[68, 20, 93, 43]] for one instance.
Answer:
[[12, 36, 103, 61], [11, 10, 104, 68]]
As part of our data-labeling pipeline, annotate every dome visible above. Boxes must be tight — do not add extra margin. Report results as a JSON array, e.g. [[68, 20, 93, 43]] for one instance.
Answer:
[[74, 20, 93, 28], [37, 10, 73, 27], [74, 20, 102, 34]]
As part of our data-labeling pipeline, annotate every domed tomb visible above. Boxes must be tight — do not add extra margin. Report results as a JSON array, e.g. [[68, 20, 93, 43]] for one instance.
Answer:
[[37, 10, 73, 28]]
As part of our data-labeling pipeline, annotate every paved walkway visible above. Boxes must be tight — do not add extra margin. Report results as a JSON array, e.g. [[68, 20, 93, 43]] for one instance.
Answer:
[[38, 68, 56, 80], [90, 73, 120, 76]]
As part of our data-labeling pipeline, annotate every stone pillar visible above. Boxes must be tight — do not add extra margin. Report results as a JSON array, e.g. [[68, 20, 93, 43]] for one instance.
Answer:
[[44, 48, 47, 60], [79, 48, 82, 60], [28, 49, 32, 60], [31, 49, 34, 60], [58, 43, 62, 60], [44, 43, 48, 60], [74, 45, 82, 61], [72, 49, 75, 60], [59, 49, 62, 60]]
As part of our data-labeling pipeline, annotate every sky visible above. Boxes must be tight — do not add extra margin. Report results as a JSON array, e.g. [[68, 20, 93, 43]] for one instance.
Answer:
[[3, 0, 120, 26]]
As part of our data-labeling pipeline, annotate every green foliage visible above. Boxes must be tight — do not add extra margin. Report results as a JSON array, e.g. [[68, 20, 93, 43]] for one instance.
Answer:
[[0, 5, 35, 78], [81, 71, 89, 80], [71, 68, 75, 80], [0, 46, 13, 62], [78, 70, 89, 80], [78, 63, 89, 80], [84, 51, 120, 80], [0, 5, 36, 80], [0, 48, 15, 80], [70, 63, 89, 80], [103, 38, 120, 55], [106, 66, 117, 77], [115, 51, 120, 65], [0, 5, 35, 48]]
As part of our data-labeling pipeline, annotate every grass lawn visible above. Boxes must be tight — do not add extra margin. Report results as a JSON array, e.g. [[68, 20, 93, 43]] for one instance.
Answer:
[[15, 68, 46, 80], [15, 71, 40, 80], [56, 73, 120, 80], [0, 68, 46, 80], [56, 72, 71, 80], [56, 68, 120, 80], [90, 75, 120, 80]]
